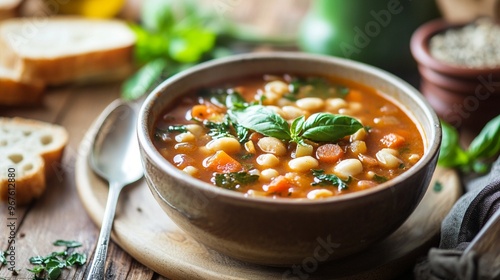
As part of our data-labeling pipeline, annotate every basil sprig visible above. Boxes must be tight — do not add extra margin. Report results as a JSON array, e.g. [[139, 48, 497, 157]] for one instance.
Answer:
[[229, 105, 363, 144], [438, 114, 500, 173]]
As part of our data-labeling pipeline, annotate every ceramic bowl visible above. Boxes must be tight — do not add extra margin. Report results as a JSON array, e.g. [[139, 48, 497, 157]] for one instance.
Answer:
[[137, 52, 441, 266], [410, 19, 500, 130]]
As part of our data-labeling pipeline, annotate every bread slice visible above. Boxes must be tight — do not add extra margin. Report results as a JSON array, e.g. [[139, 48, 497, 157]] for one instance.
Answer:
[[0, 117, 68, 205], [0, 65, 45, 106], [0, 16, 136, 85], [0, 0, 21, 20]]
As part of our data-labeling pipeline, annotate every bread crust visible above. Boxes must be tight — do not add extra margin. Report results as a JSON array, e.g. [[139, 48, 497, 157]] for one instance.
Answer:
[[0, 117, 68, 205], [20, 45, 134, 85], [0, 76, 45, 106]]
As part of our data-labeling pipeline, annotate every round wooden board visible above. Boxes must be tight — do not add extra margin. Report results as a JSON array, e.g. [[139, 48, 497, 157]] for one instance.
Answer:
[[76, 122, 461, 280]]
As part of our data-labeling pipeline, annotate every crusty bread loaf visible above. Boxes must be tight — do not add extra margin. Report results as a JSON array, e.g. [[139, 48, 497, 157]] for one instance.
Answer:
[[0, 16, 136, 85], [0, 65, 45, 106], [0, 117, 68, 205], [0, 0, 21, 20]]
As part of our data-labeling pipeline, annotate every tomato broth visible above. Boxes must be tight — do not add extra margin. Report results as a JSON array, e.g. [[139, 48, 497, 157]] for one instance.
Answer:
[[153, 74, 424, 199]]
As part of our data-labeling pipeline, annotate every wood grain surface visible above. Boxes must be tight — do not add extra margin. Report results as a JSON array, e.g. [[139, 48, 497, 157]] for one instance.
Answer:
[[0, 83, 169, 280]]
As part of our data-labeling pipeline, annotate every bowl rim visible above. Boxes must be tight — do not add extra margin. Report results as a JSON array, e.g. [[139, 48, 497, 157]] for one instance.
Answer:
[[410, 18, 500, 77], [138, 51, 441, 206]]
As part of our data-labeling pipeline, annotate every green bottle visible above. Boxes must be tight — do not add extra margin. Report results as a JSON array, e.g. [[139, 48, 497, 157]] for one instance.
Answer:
[[298, 0, 440, 73]]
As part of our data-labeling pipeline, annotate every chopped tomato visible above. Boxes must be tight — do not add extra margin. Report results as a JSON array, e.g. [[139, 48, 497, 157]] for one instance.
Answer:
[[203, 151, 242, 173], [316, 144, 344, 163], [264, 176, 292, 193], [345, 89, 363, 103]]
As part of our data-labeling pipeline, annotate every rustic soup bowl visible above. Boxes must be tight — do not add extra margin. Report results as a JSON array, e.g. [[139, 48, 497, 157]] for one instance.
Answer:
[[137, 52, 441, 266]]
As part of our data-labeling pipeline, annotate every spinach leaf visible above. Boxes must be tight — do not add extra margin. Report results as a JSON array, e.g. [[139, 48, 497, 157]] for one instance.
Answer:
[[301, 113, 363, 142], [467, 114, 500, 159], [53, 240, 82, 249], [311, 169, 350, 190], [438, 121, 469, 168], [214, 172, 259, 190], [204, 118, 232, 139], [373, 174, 388, 183], [228, 105, 291, 141], [288, 77, 350, 99]]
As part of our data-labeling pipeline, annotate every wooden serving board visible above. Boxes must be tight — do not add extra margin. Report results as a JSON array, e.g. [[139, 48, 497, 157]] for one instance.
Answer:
[[76, 124, 461, 280]]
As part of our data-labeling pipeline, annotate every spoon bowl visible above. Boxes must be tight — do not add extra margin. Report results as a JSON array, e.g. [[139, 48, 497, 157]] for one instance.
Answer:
[[86, 100, 143, 280]]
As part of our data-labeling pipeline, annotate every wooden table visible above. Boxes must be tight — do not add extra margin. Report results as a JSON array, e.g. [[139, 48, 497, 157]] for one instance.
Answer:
[[0, 83, 169, 279]]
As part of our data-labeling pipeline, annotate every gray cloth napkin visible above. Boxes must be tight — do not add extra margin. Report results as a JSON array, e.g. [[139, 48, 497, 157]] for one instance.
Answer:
[[414, 156, 500, 280]]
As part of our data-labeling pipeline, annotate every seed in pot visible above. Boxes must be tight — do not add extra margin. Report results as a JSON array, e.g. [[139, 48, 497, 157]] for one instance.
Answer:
[[429, 18, 500, 68]]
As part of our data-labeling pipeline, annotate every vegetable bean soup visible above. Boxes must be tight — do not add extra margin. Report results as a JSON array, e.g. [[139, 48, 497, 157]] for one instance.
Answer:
[[154, 74, 424, 199]]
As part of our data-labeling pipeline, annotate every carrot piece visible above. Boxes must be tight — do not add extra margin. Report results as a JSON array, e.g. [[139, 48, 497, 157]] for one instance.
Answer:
[[264, 176, 292, 193], [204, 151, 242, 173], [191, 105, 213, 120], [380, 133, 406, 148], [345, 89, 363, 103], [316, 144, 344, 163]]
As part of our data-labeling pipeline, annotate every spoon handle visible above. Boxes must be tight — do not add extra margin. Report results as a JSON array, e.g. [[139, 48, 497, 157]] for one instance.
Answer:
[[86, 182, 123, 280]]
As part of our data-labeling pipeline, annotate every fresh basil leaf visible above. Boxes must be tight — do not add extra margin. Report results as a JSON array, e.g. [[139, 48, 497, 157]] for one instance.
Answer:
[[214, 172, 259, 190], [438, 121, 469, 167], [130, 24, 170, 64], [290, 116, 305, 144], [66, 253, 87, 267], [301, 113, 363, 142], [169, 26, 216, 63], [467, 114, 500, 160], [311, 169, 350, 190], [121, 58, 168, 101], [141, 0, 176, 32], [225, 91, 248, 109], [228, 105, 291, 141]]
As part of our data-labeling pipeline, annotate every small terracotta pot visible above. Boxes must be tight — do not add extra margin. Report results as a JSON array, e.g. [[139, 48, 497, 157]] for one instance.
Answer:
[[410, 18, 500, 131]]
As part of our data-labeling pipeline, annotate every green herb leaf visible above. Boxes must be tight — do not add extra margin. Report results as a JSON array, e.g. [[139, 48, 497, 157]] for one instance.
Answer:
[[301, 113, 363, 142], [228, 105, 291, 141], [204, 118, 233, 139], [373, 174, 388, 183], [467, 114, 500, 160], [289, 77, 349, 99], [311, 169, 350, 190], [121, 58, 168, 101], [438, 121, 469, 168], [53, 240, 82, 249], [290, 116, 305, 144], [65, 253, 87, 267], [214, 172, 259, 190], [0, 251, 6, 266], [169, 26, 216, 63]]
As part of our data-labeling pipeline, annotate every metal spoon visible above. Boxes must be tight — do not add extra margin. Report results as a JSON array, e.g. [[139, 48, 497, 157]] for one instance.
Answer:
[[86, 100, 143, 280]]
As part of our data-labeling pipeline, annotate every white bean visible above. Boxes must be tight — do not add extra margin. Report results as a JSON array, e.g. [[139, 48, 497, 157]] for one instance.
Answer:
[[265, 80, 289, 95], [307, 189, 334, 199], [186, 124, 204, 136], [182, 166, 199, 177], [333, 159, 363, 179], [256, 154, 280, 168], [325, 98, 348, 112], [175, 132, 195, 142], [281, 106, 306, 120], [376, 149, 402, 168], [374, 116, 400, 126], [408, 154, 421, 164], [257, 137, 287, 156], [288, 156, 319, 172], [206, 137, 241, 153], [260, 169, 279, 181], [296, 97, 324, 112]]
